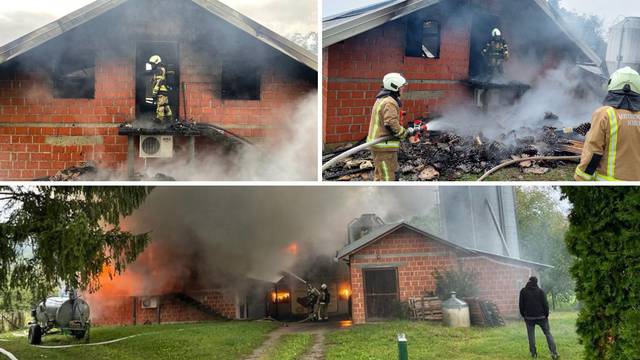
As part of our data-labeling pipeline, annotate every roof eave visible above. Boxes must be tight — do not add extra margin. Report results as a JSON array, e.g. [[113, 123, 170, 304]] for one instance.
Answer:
[[0, 0, 128, 65], [323, 0, 442, 48], [192, 0, 317, 71]]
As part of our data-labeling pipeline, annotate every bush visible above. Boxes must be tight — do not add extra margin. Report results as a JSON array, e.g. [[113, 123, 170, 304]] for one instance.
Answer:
[[432, 269, 478, 300], [391, 300, 410, 320], [562, 187, 640, 360]]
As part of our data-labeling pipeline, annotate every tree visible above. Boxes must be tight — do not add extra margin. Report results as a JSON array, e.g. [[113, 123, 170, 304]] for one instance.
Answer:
[[548, 0, 607, 58], [0, 186, 152, 310], [515, 187, 574, 309], [562, 187, 640, 360]]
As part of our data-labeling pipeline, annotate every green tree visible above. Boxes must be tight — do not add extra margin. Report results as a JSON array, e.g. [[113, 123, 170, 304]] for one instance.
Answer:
[[515, 187, 574, 309], [562, 187, 640, 360], [548, 0, 607, 57], [0, 186, 152, 310], [408, 206, 440, 235]]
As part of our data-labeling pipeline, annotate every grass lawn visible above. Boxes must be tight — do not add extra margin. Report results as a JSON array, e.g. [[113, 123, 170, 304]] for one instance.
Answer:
[[0, 321, 277, 360], [264, 333, 314, 360], [325, 312, 581, 360], [458, 163, 577, 181]]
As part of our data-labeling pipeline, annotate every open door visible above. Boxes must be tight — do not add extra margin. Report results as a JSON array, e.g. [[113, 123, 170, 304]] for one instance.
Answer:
[[469, 13, 501, 79], [364, 268, 399, 321], [135, 42, 180, 120]]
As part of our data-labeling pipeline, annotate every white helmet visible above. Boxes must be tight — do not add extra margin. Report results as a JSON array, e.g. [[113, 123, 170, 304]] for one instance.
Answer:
[[383, 73, 407, 92], [321, 284, 327, 290], [148, 55, 162, 65], [608, 66, 640, 93], [492, 28, 502, 37]]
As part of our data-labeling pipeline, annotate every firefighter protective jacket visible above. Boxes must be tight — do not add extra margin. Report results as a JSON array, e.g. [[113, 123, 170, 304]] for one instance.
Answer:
[[575, 106, 640, 181], [151, 65, 169, 96], [367, 96, 406, 152]]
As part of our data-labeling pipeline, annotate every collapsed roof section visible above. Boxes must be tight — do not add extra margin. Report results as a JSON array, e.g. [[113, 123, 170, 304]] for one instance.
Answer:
[[0, 0, 317, 71], [336, 222, 552, 269], [323, 0, 602, 71]]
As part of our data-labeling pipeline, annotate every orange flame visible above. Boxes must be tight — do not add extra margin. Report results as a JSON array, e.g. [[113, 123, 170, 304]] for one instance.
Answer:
[[339, 283, 351, 300], [286, 242, 298, 255], [271, 291, 291, 303]]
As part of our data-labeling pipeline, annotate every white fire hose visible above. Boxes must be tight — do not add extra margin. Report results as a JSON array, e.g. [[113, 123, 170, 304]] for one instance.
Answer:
[[322, 136, 394, 172], [477, 155, 581, 181]]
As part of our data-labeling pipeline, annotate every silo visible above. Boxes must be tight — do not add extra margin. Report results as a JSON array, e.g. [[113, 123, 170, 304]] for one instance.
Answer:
[[606, 17, 640, 75], [438, 187, 520, 259]]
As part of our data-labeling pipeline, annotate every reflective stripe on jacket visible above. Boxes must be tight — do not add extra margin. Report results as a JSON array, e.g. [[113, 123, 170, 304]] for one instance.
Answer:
[[367, 96, 405, 152], [575, 106, 640, 181]]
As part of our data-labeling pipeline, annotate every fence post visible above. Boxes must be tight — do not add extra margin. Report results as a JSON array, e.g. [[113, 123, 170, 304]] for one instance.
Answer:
[[398, 333, 408, 360]]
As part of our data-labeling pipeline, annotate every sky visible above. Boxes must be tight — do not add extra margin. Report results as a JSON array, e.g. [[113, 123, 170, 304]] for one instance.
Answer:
[[0, 0, 317, 45], [323, 0, 640, 30]]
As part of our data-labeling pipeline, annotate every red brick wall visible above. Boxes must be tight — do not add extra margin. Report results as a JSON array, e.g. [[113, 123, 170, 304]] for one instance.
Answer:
[[324, 15, 472, 145], [91, 290, 236, 326], [348, 227, 534, 324], [0, 1, 315, 180]]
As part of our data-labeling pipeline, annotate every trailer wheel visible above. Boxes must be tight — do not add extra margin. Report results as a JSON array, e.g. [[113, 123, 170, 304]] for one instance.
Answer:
[[72, 330, 86, 339], [28, 324, 42, 345]]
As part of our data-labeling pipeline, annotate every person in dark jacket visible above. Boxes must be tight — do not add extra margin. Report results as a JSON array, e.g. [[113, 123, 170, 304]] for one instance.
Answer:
[[519, 276, 559, 359]]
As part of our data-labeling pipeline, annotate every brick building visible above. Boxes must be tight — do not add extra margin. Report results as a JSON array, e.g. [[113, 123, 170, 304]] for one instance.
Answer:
[[90, 283, 274, 326], [337, 222, 549, 324], [0, 0, 317, 180], [322, 0, 603, 146]]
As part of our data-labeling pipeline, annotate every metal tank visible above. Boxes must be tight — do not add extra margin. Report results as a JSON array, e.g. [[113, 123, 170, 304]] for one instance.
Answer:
[[29, 290, 91, 345], [438, 187, 520, 259], [347, 213, 385, 244], [442, 292, 470, 328], [606, 17, 640, 75]]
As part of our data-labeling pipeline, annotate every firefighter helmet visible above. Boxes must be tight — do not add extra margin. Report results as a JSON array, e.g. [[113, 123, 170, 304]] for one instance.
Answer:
[[321, 284, 327, 290], [383, 73, 408, 92], [148, 55, 162, 65], [492, 28, 502, 37], [608, 66, 640, 94]]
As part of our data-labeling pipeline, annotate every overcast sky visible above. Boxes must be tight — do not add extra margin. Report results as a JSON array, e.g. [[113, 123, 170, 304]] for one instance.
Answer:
[[323, 0, 640, 30], [0, 0, 317, 45]]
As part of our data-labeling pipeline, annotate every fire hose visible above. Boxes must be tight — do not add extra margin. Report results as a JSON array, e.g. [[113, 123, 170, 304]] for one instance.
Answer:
[[322, 122, 429, 173], [321, 136, 395, 172], [477, 155, 581, 181]]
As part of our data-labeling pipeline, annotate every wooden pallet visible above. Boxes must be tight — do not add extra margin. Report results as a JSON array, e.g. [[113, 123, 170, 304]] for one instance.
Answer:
[[409, 296, 443, 321], [465, 298, 505, 327], [554, 140, 584, 155]]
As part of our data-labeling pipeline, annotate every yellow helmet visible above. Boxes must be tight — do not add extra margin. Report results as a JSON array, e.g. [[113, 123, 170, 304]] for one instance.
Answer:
[[608, 66, 640, 93], [148, 55, 162, 65]]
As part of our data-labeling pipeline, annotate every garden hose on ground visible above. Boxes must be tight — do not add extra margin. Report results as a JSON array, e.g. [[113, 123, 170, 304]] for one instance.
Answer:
[[477, 156, 581, 181]]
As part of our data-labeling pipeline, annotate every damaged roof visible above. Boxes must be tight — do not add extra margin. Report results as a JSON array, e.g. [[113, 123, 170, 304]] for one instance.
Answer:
[[336, 222, 552, 269], [0, 0, 317, 71], [322, 0, 602, 68]]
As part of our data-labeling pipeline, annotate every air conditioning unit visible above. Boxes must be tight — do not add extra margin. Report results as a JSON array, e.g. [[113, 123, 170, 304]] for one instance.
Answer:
[[140, 296, 159, 309], [139, 135, 173, 158]]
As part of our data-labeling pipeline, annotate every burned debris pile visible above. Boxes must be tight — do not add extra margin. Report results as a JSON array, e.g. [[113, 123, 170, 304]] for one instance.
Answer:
[[323, 126, 585, 181]]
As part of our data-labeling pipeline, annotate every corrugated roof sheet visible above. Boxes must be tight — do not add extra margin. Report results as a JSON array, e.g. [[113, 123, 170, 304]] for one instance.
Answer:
[[336, 222, 552, 269], [0, 0, 317, 71]]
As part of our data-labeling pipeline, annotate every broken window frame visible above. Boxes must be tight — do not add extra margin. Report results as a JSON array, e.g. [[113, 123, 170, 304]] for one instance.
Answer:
[[52, 49, 96, 99], [406, 19, 441, 59], [220, 62, 261, 101]]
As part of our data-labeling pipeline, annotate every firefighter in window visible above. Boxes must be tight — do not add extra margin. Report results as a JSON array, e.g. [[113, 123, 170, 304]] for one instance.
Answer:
[[146, 55, 173, 125], [482, 28, 509, 76]]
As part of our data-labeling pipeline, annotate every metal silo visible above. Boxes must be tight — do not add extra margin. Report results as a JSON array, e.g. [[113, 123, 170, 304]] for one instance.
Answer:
[[606, 17, 640, 75]]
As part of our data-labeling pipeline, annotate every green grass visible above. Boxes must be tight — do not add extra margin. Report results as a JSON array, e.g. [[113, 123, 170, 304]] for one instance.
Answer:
[[325, 312, 582, 360], [0, 321, 277, 360], [458, 163, 576, 181], [264, 333, 314, 360]]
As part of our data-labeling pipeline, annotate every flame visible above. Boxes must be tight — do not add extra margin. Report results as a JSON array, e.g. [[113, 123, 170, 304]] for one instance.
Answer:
[[285, 242, 298, 255], [271, 291, 291, 303], [339, 283, 351, 300]]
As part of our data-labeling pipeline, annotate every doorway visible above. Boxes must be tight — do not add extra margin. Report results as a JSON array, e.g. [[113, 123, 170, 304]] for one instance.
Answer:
[[363, 268, 399, 321], [135, 42, 180, 120], [469, 12, 501, 78]]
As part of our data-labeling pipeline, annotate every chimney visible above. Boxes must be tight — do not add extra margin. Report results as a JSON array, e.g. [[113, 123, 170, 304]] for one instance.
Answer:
[[347, 214, 385, 244]]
